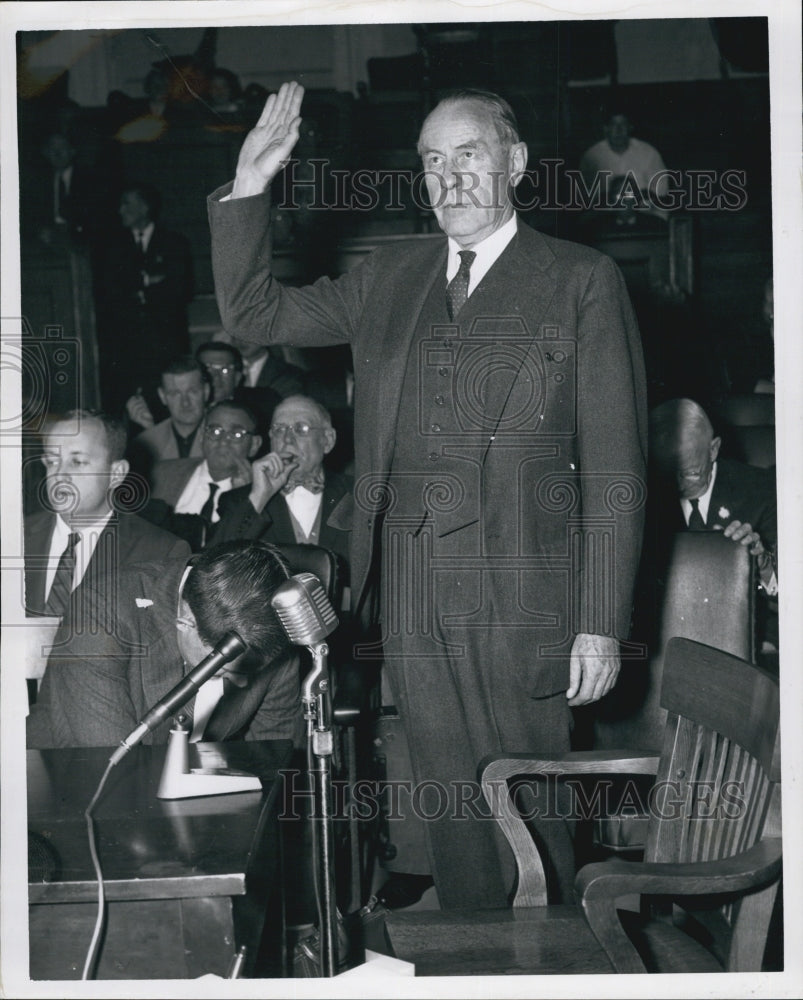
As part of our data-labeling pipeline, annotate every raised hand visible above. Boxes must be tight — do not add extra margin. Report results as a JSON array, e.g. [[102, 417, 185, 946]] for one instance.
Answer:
[[232, 81, 305, 199], [248, 452, 298, 512], [125, 390, 155, 429]]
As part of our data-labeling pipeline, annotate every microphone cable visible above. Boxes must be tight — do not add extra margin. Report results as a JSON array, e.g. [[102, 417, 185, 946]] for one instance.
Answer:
[[81, 757, 117, 980]]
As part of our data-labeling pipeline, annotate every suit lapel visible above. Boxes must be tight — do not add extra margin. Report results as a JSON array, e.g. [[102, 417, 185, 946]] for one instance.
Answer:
[[465, 227, 558, 438], [368, 240, 448, 475], [24, 513, 57, 613]]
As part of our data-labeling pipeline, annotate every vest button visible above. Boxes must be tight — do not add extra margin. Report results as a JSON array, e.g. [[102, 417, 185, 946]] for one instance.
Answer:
[[430, 423, 441, 433], [434, 395, 445, 405], [428, 452, 439, 462], [438, 367, 448, 377]]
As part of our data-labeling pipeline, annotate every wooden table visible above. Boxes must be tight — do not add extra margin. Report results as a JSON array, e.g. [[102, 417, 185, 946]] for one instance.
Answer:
[[28, 740, 292, 980]]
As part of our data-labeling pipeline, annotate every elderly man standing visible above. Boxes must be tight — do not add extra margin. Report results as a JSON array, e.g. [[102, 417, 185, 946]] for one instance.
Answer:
[[208, 83, 647, 907]]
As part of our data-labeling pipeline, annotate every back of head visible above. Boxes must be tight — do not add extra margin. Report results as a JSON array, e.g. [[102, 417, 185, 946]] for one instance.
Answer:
[[649, 398, 714, 472], [183, 540, 291, 661]]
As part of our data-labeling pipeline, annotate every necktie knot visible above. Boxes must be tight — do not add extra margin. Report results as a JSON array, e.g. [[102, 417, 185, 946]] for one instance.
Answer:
[[446, 250, 477, 319], [688, 497, 706, 529]]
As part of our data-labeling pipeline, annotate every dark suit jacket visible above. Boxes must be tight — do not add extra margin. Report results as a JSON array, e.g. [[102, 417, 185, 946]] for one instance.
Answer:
[[26, 557, 304, 749], [24, 510, 191, 616], [96, 224, 193, 405], [150, 457, 204, 508], [209, 187, 647, 693], [213, 472, 354, 571], [646, 458, 777, 566]]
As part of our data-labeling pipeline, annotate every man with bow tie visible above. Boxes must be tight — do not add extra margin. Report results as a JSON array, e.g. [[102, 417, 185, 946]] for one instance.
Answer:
[[212, 395, 353, 578]]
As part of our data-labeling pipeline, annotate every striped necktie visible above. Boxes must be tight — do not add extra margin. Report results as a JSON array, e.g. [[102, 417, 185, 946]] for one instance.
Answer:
[[45, 532, 81, 616]]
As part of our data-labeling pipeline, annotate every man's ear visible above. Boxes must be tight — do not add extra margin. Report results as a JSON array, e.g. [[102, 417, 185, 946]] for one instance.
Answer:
[[203, 382, 211, 403], [248, 435, 263, 458], [109, 458, 129, 487], [322, 427, 336, 455], [710, 436, 722, 462], [509, 142, 528, 188], [157, 386, 167, 407]]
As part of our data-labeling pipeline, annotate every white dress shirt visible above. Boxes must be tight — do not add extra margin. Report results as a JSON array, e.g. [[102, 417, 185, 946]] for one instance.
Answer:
[[132, 221, 155, 253], [242, 350, 269, 388], [174, 460, 233, 522], [446, 214, 518, 297], [284, 486, 323, 538], [680, 462, 718, 526], [45, 512, 113, 601]]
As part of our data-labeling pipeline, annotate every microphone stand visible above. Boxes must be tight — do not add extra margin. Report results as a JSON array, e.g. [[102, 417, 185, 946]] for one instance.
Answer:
[[302, 638, 338, 978]]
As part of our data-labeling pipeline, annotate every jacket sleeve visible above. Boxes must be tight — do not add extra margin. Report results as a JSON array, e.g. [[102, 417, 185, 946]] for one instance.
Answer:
[[26, 584, 140, 748], [245, 654, 305, 747], [208, 183, 374, 350], [575, 253, 648, 639], [211, 488, 273, 544]]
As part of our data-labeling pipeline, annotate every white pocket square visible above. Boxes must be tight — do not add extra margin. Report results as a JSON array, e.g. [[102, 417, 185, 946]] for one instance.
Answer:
[[135, 598, 154, 608]]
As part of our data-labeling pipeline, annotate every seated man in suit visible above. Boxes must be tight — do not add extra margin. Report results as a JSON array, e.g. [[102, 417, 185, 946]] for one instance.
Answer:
[[125, 356, 209, 467], [647, 397, 778, 650], [226, 334, 306, 398], [212, 395, 353, 580], [150, 400, 262, 532], [27, 539, 304, 749], [24, 409, 190, 619], [195, 340, 279, 438]]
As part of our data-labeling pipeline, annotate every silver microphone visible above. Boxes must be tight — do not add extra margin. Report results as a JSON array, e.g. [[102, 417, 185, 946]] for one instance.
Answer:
[[270, 573, 338, 647]]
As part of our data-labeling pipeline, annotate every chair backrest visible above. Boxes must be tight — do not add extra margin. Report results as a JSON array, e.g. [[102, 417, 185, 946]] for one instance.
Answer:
[[726, 425, 776, 469], [645, 637, 781, 971], [716, 394, 775, 427], [273, 542, 340, 606], [596, 530, 755, 751]]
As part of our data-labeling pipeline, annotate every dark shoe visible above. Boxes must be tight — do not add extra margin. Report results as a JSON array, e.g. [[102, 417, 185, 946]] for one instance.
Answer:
[[376, 873, 435, 910]]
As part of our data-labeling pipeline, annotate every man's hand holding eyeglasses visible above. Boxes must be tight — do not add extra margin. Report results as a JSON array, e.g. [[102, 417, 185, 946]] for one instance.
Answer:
[[248, 452, 298, 512]]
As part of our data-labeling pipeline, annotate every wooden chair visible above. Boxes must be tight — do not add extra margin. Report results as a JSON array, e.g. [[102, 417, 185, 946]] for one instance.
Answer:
[[384, 638, 782, 975]]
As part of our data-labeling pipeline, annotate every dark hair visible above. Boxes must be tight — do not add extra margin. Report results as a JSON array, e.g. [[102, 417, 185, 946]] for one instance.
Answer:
[[196, 340, 244, 371], [183, 540, 291, 659], [49, 409, 127, 462], [120, 181, 161, 220], [422, 89, 521, 150], [206, 399, 259, 431], [162, 355, 206, 380], [210, 67, 243, 101]]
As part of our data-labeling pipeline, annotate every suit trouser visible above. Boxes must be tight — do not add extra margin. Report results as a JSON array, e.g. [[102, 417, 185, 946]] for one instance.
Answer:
[[381, 573, 575, 910]]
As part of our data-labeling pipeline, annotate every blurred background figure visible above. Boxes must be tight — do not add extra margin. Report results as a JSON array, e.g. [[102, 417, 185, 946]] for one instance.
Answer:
[[580, 109, 670, 220], [95, 181, 193, 415]]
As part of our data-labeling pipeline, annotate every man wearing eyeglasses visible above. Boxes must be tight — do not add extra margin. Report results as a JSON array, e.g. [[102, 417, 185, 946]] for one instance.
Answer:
[[150, 401, 262, 530], [213, 395, 353, 573], [195, 340, 281, 435]]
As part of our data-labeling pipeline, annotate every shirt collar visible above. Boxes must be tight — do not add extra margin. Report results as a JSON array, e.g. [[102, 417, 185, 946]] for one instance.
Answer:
[[681, 461, 718, 525], [54, 510, 114, 543], [446, 214, 518, 294]]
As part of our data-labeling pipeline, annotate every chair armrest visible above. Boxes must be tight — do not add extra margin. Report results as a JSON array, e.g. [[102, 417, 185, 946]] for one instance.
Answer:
[[479, 750, 660, 783], [477, 752, 660, 907], [576, 838, 783, 973]]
